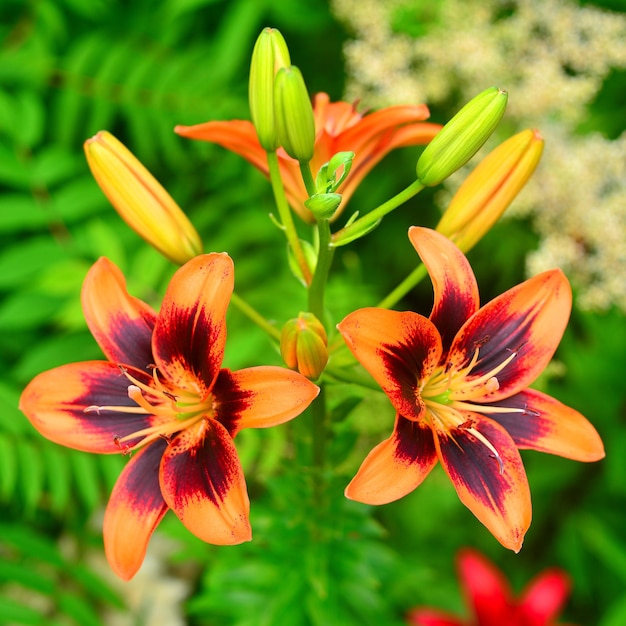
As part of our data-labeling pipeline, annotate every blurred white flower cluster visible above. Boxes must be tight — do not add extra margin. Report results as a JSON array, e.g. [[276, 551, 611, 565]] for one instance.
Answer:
[[333, 0, 626, 311]]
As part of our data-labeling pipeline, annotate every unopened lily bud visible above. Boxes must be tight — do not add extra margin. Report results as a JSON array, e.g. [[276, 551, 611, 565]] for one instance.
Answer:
[[305, 193, 342, 220], [417, 86, 508, 186], [280, 312, 328, 380], [316, 151, 355, 194], [249, 27, 291, 151], [274, 66, 315, 162], [437, 129, 543, 252], [84, 131, 203, 265]]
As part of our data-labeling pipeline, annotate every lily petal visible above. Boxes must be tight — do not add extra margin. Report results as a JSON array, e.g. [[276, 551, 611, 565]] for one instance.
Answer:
[[407, 608, 464, 626], [175, 120, 269, 174], [338, 309, 441, 420], [450, 270, 572, 401], [434, 414, 531, 552], [336, 103, 431, 154], [82, 257, 157, 367], [160, 418, 251, 545], [519, 568, 571, 625], [212, 366, 319, 436], [345, 415, 438, 505], [19, 361, 159, 453], [457, 548, 513, 625], [152, 253, 233, 392], [485, 388, 605, 462], [409, 227, 480, 354], [103, 439, 169, 580]]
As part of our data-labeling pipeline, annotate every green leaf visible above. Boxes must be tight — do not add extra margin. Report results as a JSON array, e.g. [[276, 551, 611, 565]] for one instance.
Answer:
[[42, 444, 71, 514], [17, 439, 45, 513], [0, 524, 65, 566], [0, 193, 49, 232], [0, 434, 18, 500], [70, 451, 103, 512], [0, 559, 56, 595], [14, 91, 46, 149], [0, 291, 63, 330], [0, 596, 45, 625], [56, 592, 104, 626], [0, 236, 67, 290], [14, 332, 99, 383]]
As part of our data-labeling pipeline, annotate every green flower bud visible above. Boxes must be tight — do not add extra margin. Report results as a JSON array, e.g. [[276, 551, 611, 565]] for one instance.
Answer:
[[416, 86, 508, 187], [274, 66, 316, 162], [249, 28, 291, 151], [280, 312, 328, 380], [304, 193, 342, 220], [315, 151, 355, 194]]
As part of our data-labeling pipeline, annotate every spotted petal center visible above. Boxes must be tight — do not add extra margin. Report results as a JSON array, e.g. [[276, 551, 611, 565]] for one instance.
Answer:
[[419, 346, 524, 474], [85, 365, 215, 454]]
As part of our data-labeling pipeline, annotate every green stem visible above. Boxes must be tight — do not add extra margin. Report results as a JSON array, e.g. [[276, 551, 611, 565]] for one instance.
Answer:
[[307, 218, 334, 320], [299, 161, 317, 197], [332, 178, 425, 246], [267, 151, 312, 284], [323, 364, 381, 391], [376, 263, 428, 309], [310, 384, 327, 509], [230, 291, 281, 342]]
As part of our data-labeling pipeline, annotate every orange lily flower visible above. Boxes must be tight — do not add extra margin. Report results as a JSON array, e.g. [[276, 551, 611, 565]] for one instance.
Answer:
[[20, 254, 318, 580], [338, 227, 604, 551], [175, 93, 441, 223]]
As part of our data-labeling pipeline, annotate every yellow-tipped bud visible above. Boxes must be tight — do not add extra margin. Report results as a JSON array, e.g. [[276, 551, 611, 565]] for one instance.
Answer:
[[84, 131, 203, 265], [248, 27, 291, 151], [280, 312, 328, 380], [417, 86, 508, 186], [437, 129, 544, 252], [274, 66, 316, 162]]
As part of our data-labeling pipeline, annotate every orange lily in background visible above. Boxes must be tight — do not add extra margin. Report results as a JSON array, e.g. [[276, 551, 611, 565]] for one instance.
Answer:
[[408, 548, 576, 626], [20, 254, 318, 580], [175, 93, 440, 223], [338, 227, 604, 551]]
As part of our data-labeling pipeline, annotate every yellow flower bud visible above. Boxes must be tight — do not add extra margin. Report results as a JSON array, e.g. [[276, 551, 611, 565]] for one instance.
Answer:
[[248, 27, 291, 151], [84, 131, 203, 265], [437, 129, 544, 252], [274, 66, 316, 162], [280, 312, 328, 380], [417, 87, 508, 186]]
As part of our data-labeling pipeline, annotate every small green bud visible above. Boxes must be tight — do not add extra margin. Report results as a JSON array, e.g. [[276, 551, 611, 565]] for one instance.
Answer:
[[280, 312, 328, 380], [274, 66, 316, 162], [305, 193, 342, 220], [249, 28, 291, 151], [416, 86, 508, 186], [316, 151, 355, 194]]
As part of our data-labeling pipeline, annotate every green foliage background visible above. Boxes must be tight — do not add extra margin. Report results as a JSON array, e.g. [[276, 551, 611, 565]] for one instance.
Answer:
[[1, 0, 624, 624]]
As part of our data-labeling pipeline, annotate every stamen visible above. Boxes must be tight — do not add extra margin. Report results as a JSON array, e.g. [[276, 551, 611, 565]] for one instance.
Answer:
[[464, 426, 504, 474]]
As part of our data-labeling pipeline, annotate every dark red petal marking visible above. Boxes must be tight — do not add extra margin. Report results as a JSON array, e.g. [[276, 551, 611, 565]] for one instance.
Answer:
[[338, 308, 441, 420], [449, 270, 572, 401], [19, 361, 158, 453], [345, 414, 438, 505], [159, 418, 251, 545], [103, 439, 169, 580], [212, 366, 319, 437], [482, 389, 605, 461], [434, 414, 531, 552], [81, 257, 157, 367], [153, 253, 234, 392], [408, 227, 479, 356]]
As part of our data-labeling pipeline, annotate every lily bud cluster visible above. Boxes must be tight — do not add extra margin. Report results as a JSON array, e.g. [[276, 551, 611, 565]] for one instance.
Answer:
[[249, 28, 315, 161]]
